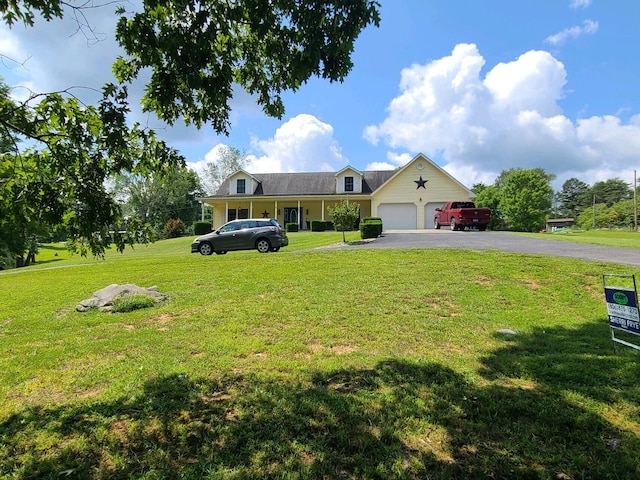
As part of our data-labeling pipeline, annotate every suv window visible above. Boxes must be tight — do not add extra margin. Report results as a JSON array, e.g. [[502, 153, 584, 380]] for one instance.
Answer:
[[219, 222, 240, 233]]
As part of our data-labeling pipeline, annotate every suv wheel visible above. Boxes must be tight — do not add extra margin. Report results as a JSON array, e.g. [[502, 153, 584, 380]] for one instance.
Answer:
[[199, 242, 213, 255], [256, 238, 271, 253]]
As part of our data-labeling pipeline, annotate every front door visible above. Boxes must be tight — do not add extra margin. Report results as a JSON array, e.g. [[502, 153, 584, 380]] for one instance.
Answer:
[[283, 207, 300, 228]]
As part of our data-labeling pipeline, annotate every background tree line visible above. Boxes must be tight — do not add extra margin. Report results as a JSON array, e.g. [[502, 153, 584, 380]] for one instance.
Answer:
[[473, 168, 636, 232]]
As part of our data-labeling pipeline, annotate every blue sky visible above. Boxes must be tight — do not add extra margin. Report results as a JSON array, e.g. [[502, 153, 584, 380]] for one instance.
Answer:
[[1, 0, 639, 192]]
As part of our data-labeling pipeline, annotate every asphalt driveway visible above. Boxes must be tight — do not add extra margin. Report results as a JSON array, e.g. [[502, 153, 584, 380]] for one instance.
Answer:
[[341, 230, 640, 267]]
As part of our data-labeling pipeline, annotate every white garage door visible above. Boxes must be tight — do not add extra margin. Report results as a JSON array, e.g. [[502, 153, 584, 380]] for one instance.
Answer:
[[378, 203, 417, 230], [424, 202, 444, 229]]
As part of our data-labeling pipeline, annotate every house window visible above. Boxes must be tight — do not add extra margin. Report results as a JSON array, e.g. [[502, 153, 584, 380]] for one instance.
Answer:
[[344, 176, 354, 192], [237, 178, 246, 194]]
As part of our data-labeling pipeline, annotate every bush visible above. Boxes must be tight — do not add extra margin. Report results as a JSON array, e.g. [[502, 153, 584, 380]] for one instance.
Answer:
[[162, 218, 186, 239], [193, 221, 212, 235], [286, 223, 299, 232], [360, 217, 383, 239], [310, 220, 326, 232]]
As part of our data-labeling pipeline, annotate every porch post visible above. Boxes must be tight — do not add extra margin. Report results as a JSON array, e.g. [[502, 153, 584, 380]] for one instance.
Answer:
[[275, 200, 278, 222], [321, 200, 325, 220], [250, 201, 254, 218], [297, 199, 301, 229]]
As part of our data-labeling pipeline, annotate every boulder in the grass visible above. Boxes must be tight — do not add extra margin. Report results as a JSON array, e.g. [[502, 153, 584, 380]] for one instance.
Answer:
[[76, 284, 168, 312]]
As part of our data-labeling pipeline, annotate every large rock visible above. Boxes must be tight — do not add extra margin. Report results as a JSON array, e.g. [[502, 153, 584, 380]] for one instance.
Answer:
[[76, 284, 168, 312]]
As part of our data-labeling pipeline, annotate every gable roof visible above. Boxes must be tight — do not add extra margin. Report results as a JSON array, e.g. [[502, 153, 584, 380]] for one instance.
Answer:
[[212, 170, 395, 197], [372, 153, 473, 196], [335, 165, 363, 176]]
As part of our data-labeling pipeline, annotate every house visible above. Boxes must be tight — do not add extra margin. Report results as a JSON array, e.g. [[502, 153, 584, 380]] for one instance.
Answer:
[[201, 153, 475, 230]]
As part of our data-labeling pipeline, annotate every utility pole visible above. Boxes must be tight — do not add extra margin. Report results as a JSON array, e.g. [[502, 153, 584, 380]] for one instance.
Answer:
[[593, 194, 596, 229]]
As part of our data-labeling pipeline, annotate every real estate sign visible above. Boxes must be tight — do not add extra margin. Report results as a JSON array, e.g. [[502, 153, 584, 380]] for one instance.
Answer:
[[603, 274, 640, 351], [605, 287, 640, 335]]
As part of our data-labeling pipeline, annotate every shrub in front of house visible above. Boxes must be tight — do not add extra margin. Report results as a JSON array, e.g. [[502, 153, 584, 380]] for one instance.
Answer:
[[162, 218, 186, 238], [286, 223, 299, 232], [310, 220, 326, 232], [193, 221, 212, 235], [360, 217, 383, 239]]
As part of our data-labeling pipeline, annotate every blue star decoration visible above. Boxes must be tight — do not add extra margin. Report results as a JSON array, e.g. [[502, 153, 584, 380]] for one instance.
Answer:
[[414, 176, 428, 189]]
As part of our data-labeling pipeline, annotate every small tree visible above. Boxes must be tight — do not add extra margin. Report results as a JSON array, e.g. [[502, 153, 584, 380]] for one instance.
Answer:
[[328, 200, 360, 242]]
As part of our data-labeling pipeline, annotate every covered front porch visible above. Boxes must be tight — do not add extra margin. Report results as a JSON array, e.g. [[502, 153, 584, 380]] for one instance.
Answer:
[[203, 196, 372, 230]]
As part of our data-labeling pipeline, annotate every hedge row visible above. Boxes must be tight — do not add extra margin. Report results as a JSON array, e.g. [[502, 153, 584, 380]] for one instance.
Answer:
[[193, 221, 212, 235], [360, 217, 383, 239]]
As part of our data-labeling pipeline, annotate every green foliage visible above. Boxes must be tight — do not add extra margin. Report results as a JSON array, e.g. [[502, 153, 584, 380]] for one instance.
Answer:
[[310, 220, 326, 232], [111, 293, 156, 313], [474, 185, 504, 230], [556, 177, 590, 218], [113, 167, 203, 232], [360, 217, 382, 238], [200, 146, 248, 195], [162, 218, 186, 239], [193, 221, 212, 235], [586, 178, 633, 207], [286, 223, 299, 232], [0, 0, 64, 26], [113, 0, 381, 132], [328, 200, 360, 242], [0, 82, 185, 260], [490, 168, 554, 232], [576, 199, 635, 230]]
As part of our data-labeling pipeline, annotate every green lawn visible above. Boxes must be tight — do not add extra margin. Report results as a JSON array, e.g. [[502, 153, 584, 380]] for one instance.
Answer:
[[1, 232, 639, 479], [519, 229, 640, 249]]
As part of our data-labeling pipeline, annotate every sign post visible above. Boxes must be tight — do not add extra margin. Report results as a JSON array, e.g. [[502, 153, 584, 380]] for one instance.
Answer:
[[603, 274, 640, 351]]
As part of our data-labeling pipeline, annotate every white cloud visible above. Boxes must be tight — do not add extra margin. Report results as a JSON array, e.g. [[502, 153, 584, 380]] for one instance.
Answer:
[[365, 151, 410, 171], [545, 20, 599, 45], [245, 114, 347, 173], [570, 0, 592, 9], [365, 43, 640, 188]]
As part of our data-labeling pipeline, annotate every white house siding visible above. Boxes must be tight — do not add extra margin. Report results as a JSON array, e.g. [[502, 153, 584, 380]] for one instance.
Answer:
[[378, 203, 417, 229]]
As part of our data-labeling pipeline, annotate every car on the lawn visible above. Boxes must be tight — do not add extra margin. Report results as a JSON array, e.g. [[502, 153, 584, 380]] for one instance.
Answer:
[[191, 218, 289, 255]]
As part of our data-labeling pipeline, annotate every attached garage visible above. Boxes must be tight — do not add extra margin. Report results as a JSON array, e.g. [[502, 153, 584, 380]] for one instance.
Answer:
[[423, 202, 444, 229], [378, 203, 417, 230]]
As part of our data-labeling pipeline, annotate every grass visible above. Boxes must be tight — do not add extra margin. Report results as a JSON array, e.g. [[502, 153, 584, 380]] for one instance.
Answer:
[[518, 229, 640, 249], [1, 231, 640, 478]]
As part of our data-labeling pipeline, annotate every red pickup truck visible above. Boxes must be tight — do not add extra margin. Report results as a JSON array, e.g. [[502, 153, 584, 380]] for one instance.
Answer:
[[434, 201, 491, 231]]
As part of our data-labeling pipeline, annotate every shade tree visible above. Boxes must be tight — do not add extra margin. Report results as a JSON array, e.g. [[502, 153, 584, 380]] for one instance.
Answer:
[[0, 0, 381, 262]]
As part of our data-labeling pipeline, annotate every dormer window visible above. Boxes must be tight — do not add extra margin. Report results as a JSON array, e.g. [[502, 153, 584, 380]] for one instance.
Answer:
[[344, 176, 354, 192], [237, 178, 246, 194]]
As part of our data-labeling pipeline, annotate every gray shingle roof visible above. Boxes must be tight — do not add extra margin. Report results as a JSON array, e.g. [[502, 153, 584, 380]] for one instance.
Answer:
[[213, 170, 396, 197]]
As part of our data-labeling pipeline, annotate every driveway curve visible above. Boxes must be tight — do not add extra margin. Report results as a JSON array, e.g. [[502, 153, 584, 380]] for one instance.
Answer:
[[340, 230, 640, 267]]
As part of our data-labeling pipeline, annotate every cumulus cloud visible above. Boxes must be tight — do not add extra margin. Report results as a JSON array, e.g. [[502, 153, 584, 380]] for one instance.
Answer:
[[365, 152, 410, 171], [243, 114, 347, 173], [545, 20, 599, 45], [365, 43, 640, 188]]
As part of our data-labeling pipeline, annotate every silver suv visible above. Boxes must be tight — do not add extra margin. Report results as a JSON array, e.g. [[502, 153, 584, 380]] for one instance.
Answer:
[[191, 219, 289, 255]]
